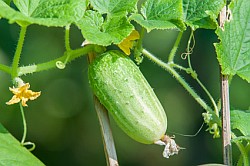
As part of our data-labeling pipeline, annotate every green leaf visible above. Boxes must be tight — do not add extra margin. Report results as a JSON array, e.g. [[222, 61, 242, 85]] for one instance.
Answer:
[[231, 110, 250, 136], [183, 0, 225, 29], [90, 0, 137, 15], [31, 0, 87, 21], [130, 0, 185, 32], [0, 123, 44, 166], [215, 0, 250, 82], [76, 10, 134, 46], [13, 0, 40, 16], [0, 0, 88, 27]]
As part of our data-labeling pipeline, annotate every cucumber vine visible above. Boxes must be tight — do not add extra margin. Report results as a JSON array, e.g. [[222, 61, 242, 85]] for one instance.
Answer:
[[0, 0, 249, 165]]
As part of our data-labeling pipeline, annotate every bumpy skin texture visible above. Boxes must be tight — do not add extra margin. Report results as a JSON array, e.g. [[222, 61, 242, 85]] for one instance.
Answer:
[[88, 51, 167, 144]]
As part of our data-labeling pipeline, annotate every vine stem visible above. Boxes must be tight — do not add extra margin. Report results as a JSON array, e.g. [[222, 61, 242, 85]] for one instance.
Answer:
[[168, 31, 183, 62], [88, 53, 119, 166], [142, 49, 220, 123], [19, 101, 36, 151], [220, 5, 232, 166], [65, 25, 71, 51], [19, 103, 27, 144], [18, 45, 98, 76], [172, 64, 219, 116], [195, 78, 219, 117], [11, 25, 27, 79], [0, 64, 11, 74], [186, 30, 195, 71]]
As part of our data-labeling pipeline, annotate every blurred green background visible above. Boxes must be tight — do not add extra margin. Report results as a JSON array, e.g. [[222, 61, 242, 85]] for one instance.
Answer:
[[0, 15, 249, 166]]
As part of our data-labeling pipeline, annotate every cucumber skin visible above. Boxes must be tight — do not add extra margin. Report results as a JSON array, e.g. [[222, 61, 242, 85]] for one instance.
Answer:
[[88, 51, 167, 144]]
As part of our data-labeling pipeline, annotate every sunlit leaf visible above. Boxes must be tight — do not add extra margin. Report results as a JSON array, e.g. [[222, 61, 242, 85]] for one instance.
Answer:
[[215, 0, 250, 82], [90, 0, 137, 15], [231, 110, 250, 136], [130, 0, 185, 32], [0, 0, 88, 27], [13, 0, 40, 16], [76, 10, 133, 46], [183, 0, 225, 29]]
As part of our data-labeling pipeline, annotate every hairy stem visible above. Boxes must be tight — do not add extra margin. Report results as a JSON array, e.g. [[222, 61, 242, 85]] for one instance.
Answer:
[[138, 27, 145, 50], [18, 45, 99, 76], [0, 64, 11, 74], [55, 25, 72, 69], [171, 63, 189, 71], [65, 25, 71, 51], [195, 77, 219, 116], [171, 30, 218, 116], [11, 26, 27, 79], [142, 49, 219, 123], [168, 31, 183, 62]]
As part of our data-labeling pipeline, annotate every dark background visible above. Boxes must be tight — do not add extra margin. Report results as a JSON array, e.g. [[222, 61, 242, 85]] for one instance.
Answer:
[[0, 14, 249, 166]]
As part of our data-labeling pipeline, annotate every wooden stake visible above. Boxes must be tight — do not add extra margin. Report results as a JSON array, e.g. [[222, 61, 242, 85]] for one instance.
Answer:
[[220, 6, 232, 166]]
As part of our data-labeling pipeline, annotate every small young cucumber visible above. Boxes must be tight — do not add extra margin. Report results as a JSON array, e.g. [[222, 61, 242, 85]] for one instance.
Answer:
[[88, 51, 167, 144]]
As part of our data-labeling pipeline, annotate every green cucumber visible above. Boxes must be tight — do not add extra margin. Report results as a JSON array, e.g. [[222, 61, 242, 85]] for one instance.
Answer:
[[88, 51, 167, 144]]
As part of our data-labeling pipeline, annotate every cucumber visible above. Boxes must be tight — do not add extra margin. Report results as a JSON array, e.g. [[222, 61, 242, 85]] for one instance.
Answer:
[[88, 51, 167, 144]]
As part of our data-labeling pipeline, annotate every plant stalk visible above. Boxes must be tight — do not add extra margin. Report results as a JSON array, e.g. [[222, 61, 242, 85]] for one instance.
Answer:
[[18, 45, 97, 76], [19, 103, 27, 144], [0, 64, 11, 74], [142, 49, 220, 123], [168, 31, 183, 62], [65, 25, 71, 51], [11, 26, 27, 79]]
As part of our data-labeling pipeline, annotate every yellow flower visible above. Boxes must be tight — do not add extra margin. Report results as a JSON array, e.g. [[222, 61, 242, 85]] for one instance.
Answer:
[[6, 83, 41, 107], [118, 30, 140, 55]]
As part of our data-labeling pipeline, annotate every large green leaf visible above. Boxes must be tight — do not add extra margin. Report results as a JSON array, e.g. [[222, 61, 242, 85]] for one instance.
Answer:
[[215, 0, 250, 82], [0, 123, 44, 166], [183, 0, 225, 29], [130, 0, 185, 32], [0, 0, 88, 27], [90, 0, 137, 15], [231, 110, 250, 136], [13, 0, 40, 16], [76, 10, 134, 46]]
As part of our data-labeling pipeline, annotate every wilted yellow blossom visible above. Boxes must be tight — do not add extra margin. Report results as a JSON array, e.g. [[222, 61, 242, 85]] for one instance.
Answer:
[[6, 83, 41, 107], [118, 30, 140, 55]]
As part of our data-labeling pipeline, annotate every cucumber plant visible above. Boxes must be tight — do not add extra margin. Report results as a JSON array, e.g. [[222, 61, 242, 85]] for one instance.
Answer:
[[0, 0, 249, 165]]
